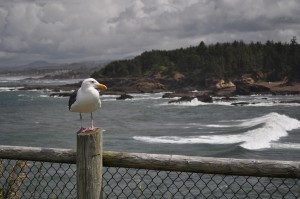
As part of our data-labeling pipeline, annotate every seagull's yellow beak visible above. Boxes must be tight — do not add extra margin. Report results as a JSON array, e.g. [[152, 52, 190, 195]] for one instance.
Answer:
[[98, 83, 107, 90]]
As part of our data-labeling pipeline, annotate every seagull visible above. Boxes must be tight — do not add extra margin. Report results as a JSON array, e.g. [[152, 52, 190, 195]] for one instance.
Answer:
[[69, 78, 107, 132]]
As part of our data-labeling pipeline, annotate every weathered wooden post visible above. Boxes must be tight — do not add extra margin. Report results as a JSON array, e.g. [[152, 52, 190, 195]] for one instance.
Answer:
[[77, 129, 103, 199]]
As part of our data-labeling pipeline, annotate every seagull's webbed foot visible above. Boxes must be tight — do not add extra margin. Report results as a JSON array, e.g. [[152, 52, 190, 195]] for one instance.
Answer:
[[80, 127, 98, 133], [77, 127, 86, 134]]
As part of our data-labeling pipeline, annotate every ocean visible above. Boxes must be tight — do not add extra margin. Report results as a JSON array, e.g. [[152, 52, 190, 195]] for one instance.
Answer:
[[0, 77, 300, 161]]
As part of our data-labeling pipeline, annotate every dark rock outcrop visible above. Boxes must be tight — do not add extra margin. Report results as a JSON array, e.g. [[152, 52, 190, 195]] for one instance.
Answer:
[[168, 94, 213, 104], [272, 91, 300, 95], [168, 96, 195, 104], [234, 81, 270, 95], [280, 100, 300, 104], [116, 94, 134, 100], [196, 95, 213, 103], [162, 92, 194, 98], [231, 102, 251, 106], [99, 77, 168, 94], [215, 97, 237, 102]]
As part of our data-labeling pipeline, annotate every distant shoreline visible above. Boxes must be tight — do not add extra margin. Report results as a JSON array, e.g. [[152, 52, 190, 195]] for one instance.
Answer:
[[255, 81, 300, 94], [2, 77, 299, 97]]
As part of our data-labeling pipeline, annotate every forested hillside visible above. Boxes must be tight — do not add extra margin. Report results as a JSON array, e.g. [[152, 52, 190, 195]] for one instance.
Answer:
[[92, 37, 300, 85]]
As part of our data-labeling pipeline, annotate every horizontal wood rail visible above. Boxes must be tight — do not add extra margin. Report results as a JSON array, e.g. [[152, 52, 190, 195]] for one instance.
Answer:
[[0, 145, 76, 164], [1, 145, 300, 178]]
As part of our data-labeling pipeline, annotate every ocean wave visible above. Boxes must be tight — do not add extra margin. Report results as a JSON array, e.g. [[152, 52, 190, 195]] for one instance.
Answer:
[[133, 112, 300, 150], [161, 97, 300, 107]]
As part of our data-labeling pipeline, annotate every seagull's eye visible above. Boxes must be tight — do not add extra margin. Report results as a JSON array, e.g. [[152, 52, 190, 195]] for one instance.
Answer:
[[91, 81, 95, 83]]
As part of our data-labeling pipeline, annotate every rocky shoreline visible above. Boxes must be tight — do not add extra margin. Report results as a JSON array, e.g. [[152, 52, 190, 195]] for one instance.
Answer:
[[14, 77, 300, 103]]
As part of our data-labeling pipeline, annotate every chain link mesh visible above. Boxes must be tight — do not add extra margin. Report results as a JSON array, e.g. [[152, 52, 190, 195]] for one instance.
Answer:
[[102, 167, 300, 199], [0, 159, 76, 199], [1, 159, 300, 198]]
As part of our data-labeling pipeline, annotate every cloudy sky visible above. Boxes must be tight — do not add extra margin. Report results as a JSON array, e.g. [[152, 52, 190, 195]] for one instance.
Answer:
[[0, 0, 299, 66]]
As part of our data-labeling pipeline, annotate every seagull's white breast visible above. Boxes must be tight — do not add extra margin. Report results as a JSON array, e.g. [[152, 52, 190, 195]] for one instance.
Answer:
[[70, 87, 101, 113]]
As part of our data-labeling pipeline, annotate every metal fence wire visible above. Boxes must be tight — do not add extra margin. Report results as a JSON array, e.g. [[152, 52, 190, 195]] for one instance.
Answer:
[[1, 159, 300, 199], [0, 159, 76, 199], [103, 168, 300, 199]]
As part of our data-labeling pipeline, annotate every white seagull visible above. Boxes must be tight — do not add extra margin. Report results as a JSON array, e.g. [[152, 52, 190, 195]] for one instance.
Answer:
[[69, 78, 107, 132]]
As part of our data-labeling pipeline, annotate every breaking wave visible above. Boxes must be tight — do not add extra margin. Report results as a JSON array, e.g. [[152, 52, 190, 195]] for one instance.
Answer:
[[133, 113, 300, 150], [163, 97, 300, 107]]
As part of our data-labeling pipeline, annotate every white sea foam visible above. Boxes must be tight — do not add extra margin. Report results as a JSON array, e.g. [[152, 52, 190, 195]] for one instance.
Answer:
[[0, 76, 31, 81], [168, 98, 208, 106], [102, 95, 119, 98], [102, 98, 117, 102], [101, 94, 118, 101], [161, 95, 300, 107], [133, 113, 300, 150], [0, 87, 23, 92], [39, 94, 49, 98], [246, 102, 300, 107], [204, 124, 234, 128], [271, 143, 300, 149]]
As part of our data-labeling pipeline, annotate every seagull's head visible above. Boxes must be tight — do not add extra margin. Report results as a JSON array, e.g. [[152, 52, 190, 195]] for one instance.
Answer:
[[82, 78, 107, 90]]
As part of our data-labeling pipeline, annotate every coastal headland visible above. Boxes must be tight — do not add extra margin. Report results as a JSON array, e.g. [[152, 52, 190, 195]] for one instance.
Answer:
[[17, 76, 300, 101], [2, 39, 300, 103]]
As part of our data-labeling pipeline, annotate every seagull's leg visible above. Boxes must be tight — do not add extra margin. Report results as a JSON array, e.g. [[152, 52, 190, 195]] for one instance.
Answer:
[[83, 112, 97, 132], [82, 113, 97, 133], [77, 113, 85, 133], [91, 112, 94, 129], [80, 113, 84, 130]]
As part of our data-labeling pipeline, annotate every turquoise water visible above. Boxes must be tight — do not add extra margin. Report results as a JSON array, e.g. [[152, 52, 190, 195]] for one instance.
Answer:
[[0, 84, 300, 161]]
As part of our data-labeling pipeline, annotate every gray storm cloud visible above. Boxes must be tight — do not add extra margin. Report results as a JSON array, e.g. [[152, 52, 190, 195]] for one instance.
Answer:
[[0, 0, 299, 66]]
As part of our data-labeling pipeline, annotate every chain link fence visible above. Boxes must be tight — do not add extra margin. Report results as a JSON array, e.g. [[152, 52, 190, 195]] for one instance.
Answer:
[[103, 167, 300, 198], [0, 159, 76, 199], [1, 158, 300, 199]]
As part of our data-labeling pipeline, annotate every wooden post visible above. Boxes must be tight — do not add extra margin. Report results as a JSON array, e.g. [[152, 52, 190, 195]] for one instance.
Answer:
[[77, 129, 103, 199]]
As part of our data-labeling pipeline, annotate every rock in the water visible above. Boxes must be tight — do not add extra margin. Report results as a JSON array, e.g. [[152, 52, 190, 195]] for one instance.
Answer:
[[168, 94, 213, 104], [116, 94, 134, 100], [168, 96, 195, 104], [280, 100, 300, 104], [196, 95, 213, 103], [231, 102, 250, 106], [215, 97, 237, 102], [162, 93, 180, 98], [234, 81, 270, 95]]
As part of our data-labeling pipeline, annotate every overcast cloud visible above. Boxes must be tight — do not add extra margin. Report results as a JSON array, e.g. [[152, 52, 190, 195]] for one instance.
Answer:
[[0, 0, 299, 66]]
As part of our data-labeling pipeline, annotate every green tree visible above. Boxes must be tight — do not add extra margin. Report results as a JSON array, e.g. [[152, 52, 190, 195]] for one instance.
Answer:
[[92, 38, 300, 83]]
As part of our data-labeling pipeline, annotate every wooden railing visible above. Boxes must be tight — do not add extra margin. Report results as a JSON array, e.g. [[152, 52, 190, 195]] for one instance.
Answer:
[[1, 129, 300, 198]]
